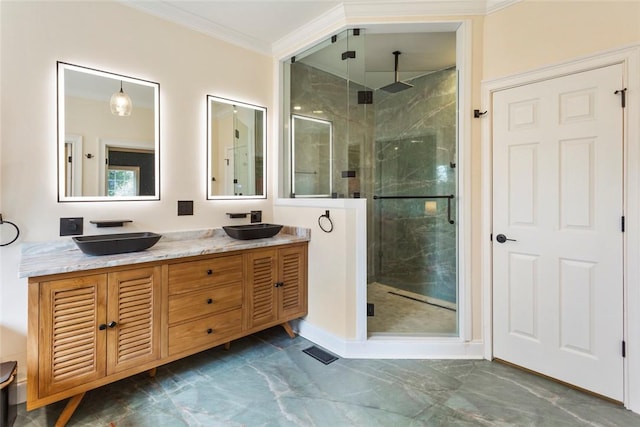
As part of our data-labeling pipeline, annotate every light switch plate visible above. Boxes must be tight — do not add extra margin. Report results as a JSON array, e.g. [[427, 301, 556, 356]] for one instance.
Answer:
[[178, 200, 194, 216]]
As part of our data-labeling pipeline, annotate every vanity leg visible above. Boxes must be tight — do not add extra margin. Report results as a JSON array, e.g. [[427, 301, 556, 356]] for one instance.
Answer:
[[148, 367, 157, 377], [54, 392, 85, 427], [224, 342, 231, 351], [281, 321, 296, 338]]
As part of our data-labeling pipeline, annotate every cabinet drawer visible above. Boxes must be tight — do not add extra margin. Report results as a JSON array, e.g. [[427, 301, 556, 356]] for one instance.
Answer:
[[168, 309, 242, 355], [168, 255, 243, 295], [168, 283, 242, 325]]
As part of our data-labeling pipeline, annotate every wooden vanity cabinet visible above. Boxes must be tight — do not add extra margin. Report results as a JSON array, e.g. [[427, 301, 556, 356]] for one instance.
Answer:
[[29, 266, 161, 404], [27, 241, 307, 426], [245, 244, 307, 333]]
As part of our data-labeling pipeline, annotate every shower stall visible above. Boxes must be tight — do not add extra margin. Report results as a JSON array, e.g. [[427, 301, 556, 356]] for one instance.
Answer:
[[283, 28, 459, 336]]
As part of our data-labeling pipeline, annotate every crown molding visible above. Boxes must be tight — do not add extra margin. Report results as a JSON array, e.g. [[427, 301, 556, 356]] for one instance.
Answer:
[[272, 4, 348, 60], [272, 0, 520, 58], [121, 0, 521, 58], [120, 1, 272, 55], [486, 0, 522, 14]]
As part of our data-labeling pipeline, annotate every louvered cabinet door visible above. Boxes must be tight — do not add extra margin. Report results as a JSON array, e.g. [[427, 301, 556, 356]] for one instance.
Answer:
[[106, 267, 161, 374], [278, 245, 307, 319], [246, 249, 278, 329], [39, 275, 107, 397]]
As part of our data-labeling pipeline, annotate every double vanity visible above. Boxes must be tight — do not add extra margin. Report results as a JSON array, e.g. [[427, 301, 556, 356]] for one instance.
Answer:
[[19, 226, 309, 426], [43, 57, 285, 426]]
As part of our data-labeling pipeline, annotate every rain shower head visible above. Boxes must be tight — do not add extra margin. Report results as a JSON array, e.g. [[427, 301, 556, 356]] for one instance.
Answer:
[[380, 80, 414, 93], [380, 51, 413, 93]]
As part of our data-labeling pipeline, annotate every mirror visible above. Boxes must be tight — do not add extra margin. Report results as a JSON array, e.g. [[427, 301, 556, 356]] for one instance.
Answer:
[[57, 62, 160, 201], [207, 96, 266, 199], [292, 115, 332, 197]]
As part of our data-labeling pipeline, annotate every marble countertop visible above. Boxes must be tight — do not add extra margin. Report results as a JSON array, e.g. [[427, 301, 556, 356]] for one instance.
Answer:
[[19, 226, 310, 279]]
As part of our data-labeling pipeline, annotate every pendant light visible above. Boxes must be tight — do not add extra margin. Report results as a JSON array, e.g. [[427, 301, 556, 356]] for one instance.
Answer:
[[110, 81, 132, 116]]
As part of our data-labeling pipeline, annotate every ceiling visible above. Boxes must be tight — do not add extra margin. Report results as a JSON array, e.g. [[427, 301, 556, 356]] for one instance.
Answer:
[[121, 1, 518, 56], [121, 1, 518, 87]]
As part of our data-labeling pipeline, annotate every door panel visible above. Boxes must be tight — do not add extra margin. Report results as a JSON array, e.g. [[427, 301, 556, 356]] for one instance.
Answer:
[[492, 64, 624, 400], [107, 267, 161, 374], [39, 275, 107, 396]]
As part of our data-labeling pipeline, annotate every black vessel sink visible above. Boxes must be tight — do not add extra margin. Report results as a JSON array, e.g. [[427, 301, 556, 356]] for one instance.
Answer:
[[222, 224, 283, 240], [73, 232, 162, 256]]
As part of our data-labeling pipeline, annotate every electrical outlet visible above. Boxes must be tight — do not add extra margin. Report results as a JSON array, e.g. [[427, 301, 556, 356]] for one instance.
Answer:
[[60, 217, 83, 236]]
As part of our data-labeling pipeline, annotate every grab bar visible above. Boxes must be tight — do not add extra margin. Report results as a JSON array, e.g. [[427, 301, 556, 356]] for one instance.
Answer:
[[373, 194, 455, 224]]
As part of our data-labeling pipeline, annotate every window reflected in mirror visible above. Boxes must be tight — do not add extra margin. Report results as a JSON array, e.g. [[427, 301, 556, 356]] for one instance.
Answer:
[[57, 62, 160, 201], [292, 115, 332, 197], [207, 96, 266, 199]]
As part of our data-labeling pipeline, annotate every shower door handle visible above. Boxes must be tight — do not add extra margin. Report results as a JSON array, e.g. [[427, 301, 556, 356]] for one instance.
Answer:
[[495, 234, 516, 243]]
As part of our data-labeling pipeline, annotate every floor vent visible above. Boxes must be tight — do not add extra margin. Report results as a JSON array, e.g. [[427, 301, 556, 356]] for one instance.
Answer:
[[303, 346, 338, 365]]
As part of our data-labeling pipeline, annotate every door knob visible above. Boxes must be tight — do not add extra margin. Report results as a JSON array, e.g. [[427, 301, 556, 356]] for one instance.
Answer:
[[496, 234, 516, 243]]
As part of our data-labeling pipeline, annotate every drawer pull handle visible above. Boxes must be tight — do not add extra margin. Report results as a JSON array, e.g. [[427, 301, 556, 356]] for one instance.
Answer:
[[207, 298, 213, 304], [274, 282, 284, 288], [207, 328, 213, 334], [98, 324, 107, 331], [207, 269, 213, 275], [108, 321, 117, 328]]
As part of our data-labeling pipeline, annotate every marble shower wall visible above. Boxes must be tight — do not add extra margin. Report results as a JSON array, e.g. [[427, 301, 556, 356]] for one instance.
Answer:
[[372, 68, 457, 302], [290, 61, 457, 303]]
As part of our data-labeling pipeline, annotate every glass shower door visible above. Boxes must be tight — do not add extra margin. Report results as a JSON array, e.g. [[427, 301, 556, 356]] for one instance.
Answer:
[[368, 135, 458, 335]]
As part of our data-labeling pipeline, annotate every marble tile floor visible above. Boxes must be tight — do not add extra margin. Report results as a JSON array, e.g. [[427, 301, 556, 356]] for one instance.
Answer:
[[367, 282, 457, 335], [15, 327, 640, 427]]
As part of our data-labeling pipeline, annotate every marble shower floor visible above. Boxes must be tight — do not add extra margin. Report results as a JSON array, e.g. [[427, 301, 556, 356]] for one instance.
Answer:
[[368, 282, 457, 335], [15, 328, 640, 427]]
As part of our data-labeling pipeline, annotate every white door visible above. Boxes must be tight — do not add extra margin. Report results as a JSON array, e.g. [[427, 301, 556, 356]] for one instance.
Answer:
[[492, 64, 624, 400]]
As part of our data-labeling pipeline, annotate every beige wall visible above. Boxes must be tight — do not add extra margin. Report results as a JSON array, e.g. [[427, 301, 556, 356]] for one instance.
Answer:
[[0, 1, 272, 384], [274, 205, 355, 338], [483, 0, 640, 79], [3, 0, 640, 390]]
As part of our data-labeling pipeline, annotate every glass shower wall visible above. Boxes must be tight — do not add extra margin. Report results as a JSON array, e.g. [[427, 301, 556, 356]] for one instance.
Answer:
[[284, 29, 372, 199]]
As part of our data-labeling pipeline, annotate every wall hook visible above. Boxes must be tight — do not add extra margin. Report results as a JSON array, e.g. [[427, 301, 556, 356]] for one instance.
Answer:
[[473, 109, 488, 118]]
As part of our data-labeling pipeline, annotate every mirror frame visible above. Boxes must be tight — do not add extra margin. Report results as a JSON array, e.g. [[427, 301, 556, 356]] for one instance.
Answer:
[[206, 95, 267, 200], [57, 62, 160, 202]]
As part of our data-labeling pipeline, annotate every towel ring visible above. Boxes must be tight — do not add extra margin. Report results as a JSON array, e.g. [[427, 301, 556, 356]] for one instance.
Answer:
[[318, 210, 333, 233], [0, 215, 20, 247]]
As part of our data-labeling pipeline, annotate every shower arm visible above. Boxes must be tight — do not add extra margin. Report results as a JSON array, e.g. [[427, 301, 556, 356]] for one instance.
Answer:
[[373, 194, 455, 224]]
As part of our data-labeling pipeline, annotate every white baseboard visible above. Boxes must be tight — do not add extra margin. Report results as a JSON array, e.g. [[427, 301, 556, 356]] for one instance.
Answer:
[[17, 379, 26, 404], [294, 319, 485, 359]]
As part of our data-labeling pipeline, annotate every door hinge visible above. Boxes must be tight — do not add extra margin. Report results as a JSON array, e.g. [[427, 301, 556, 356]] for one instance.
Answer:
[[622, 340, 626, 358], [341, 50, 356, 60], [367, 303, 374, 316], [67, 155, 72, 163], [490, 233, 493, 241], [615, 88, 627, 108], [622, 216, 626, 232]]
